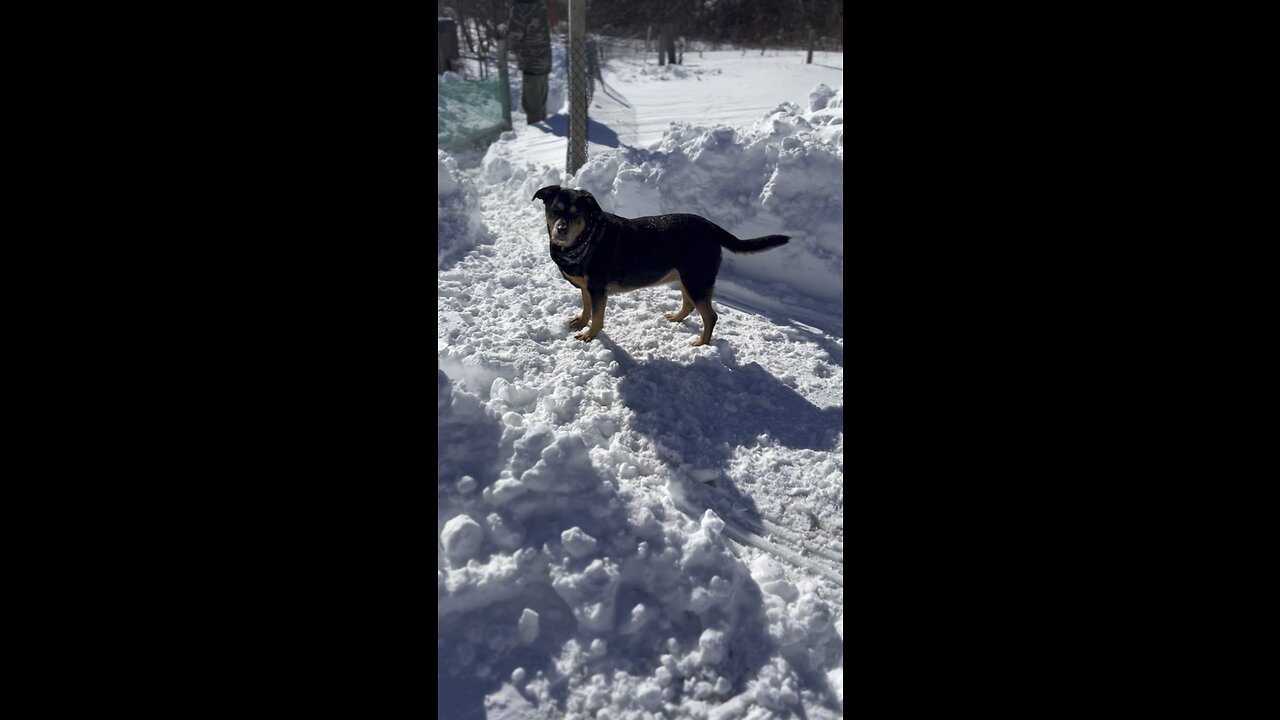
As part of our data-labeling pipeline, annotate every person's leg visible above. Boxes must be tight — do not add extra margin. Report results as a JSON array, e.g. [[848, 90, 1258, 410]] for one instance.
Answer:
[[523, 72, 549, 123]]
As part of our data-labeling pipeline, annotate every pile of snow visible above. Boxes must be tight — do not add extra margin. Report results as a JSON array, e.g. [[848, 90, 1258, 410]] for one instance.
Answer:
[[437, 366, 843, 718], [438, 149, 492, 269], [481, 84, 844, 305]]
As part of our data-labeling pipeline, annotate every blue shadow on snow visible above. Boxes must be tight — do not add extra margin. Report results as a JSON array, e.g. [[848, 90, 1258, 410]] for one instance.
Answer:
[[533, 113, 620, 148]]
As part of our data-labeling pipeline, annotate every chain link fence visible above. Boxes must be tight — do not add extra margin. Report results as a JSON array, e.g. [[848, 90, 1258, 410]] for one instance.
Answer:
[[565, 34, 589, 175], [566, 32, 609, 174]]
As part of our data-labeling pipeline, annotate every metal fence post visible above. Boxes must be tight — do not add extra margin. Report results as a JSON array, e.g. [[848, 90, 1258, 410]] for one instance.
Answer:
[[566, 0, 587, 175]]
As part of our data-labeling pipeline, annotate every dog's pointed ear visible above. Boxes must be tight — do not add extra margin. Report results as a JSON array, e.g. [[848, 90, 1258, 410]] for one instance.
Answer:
[[578, 190, 602, 213], [533, 185, 561, 203]]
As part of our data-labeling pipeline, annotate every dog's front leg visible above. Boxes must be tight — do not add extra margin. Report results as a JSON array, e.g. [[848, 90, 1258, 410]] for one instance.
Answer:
[[575, 289, 607, 342], [569, 287, 591, 330]]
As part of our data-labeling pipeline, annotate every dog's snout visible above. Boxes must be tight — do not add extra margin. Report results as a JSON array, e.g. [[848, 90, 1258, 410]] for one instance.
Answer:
[[555, 219, 569, 235]]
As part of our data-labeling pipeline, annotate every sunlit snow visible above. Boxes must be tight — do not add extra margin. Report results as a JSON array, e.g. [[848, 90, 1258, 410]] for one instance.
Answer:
[[439, 45, 843, 720]]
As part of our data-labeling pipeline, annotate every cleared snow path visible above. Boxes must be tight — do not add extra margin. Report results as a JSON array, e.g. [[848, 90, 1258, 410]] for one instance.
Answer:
[[439, 182, 844, 717], [439, 47, 843, 720]]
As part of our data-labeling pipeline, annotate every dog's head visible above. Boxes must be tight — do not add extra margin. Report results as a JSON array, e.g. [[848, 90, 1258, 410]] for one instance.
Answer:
[[533, 185, 601, 248]]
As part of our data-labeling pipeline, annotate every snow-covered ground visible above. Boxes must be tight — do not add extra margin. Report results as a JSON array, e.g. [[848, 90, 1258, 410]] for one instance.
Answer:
[[439, 46, 843, 719]]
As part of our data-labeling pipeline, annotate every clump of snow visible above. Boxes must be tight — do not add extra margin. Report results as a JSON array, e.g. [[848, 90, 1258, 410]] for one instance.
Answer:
[[809, 83, 837, 111], [701, 508, 725, 534], [518, 608, 540, 644], [441, 514, 485, 563], [437, 150, 493, 269], [560, 526, 599, 558]]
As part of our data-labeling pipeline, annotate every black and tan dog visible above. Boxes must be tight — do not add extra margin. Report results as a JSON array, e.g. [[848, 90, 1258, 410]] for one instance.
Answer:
[[534, 185, 790, 346]]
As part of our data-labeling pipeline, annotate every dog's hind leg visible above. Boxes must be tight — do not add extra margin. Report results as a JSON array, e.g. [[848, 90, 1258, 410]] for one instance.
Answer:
[[691, 291, 718, 347], [665, 281, 695, 322], [570, 287, 592, 330]]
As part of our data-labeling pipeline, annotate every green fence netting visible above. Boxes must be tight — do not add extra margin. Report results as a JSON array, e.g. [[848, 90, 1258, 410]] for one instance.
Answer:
[[438, 77, 508, 153]]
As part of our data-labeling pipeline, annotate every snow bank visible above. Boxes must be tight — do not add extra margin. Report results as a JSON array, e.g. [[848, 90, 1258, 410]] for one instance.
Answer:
[[437, 364, 843, 718], [437, 149, 492, 269], [482, 84, 844, 304]]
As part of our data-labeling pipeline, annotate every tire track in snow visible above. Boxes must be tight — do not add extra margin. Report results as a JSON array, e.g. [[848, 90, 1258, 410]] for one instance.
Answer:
[[725, 511, 844, 583], [756, 517, 844, 565], [669, 476, 844, 589], [722, 524, 843, 588]]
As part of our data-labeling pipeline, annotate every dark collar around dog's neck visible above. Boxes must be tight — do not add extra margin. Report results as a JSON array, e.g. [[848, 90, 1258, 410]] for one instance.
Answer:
[[550, 215, 604, 275]]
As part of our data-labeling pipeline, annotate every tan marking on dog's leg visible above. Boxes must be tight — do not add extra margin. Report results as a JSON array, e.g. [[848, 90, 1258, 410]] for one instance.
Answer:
[[575, 294, 607, 342], [570, 287, 591, 329], [665, 282, 695, 322], [691, 296, 718, 346]]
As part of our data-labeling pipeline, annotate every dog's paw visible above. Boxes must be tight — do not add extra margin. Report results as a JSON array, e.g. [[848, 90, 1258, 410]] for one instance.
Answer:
[[663, 312, 683, 322], [575, 331, 598, 343], [691, 339, 707, 347], [569, 316, 588, 330]]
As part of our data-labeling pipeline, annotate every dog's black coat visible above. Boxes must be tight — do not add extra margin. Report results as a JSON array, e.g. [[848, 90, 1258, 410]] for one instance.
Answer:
[[533, 185, 790, 345]]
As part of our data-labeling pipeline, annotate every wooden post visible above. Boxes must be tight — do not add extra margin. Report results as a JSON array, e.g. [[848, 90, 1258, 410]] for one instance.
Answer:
[[807, 28, 815, 64], [497, 31, 511, 129], [438, 18, 459, 75]]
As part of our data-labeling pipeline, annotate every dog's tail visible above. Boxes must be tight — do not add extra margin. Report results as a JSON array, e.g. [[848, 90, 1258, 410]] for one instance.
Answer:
[[720, 234, 790, 254]]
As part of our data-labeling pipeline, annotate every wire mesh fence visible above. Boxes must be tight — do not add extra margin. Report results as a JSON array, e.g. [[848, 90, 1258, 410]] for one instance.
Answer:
[[565, 24, 589, 174], [437, 75, 510, 153]]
